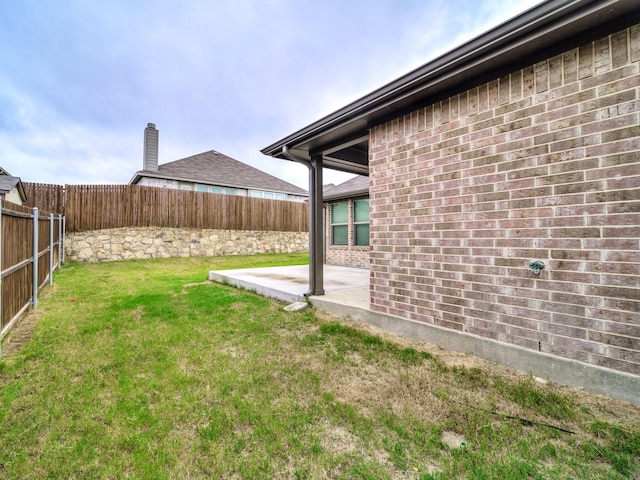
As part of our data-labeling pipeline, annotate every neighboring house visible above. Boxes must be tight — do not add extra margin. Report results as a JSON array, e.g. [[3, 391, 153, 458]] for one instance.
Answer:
[[130, 123, 307, 202], [324, 175, 370, 268], [262, 0, 640, 403], [0, 168, 27, 205]]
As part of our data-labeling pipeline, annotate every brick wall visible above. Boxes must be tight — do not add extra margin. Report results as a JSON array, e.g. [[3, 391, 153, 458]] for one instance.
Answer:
[[325, 201, 370, 269], [369, 26, 640, 376]]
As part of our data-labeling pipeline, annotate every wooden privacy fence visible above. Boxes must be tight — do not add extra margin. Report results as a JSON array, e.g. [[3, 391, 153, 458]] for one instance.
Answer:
[[0, 201, 64, 356], [23, 182, 65, 215], [24, 183, 309, 233]]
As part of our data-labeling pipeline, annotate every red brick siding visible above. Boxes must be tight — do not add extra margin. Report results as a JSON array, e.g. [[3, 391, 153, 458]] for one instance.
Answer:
[[325, 201, 370, 269], [369, 26, 640, 375]]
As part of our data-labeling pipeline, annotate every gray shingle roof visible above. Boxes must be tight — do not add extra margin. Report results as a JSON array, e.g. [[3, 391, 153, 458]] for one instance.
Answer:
[[131, 150, 308, 196], [0, 176, 20, 193], [324, 175, 369, 201], [0, 175, 27, 202]]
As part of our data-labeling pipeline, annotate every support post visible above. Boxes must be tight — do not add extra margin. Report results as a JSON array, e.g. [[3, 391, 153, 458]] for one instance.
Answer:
[[32, 207, 38, 309], [281, 146, 325, 296], [308, 154, 325, 296]]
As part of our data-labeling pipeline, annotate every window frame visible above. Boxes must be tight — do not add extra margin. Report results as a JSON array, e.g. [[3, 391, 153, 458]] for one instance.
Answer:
[[250, 190, 286, 200], [195, 185, 237, 195], [330, 201, 349, 246], [353, 198, 370, 247]]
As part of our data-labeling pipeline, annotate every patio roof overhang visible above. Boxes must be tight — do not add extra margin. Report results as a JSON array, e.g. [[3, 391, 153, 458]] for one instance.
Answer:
[[261, 0, 640, 175], [260, 0, 640, 297]]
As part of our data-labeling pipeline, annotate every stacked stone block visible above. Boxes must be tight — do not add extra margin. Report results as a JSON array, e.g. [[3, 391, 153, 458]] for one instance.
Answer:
[[66, 227, 308, 262]]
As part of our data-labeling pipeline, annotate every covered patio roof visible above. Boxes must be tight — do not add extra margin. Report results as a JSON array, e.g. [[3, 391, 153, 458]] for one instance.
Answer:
[[260, 0, 640, 297]]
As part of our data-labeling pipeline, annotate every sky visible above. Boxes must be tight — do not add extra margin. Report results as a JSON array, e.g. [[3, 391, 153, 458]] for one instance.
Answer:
[[0, 0, 543, 190]]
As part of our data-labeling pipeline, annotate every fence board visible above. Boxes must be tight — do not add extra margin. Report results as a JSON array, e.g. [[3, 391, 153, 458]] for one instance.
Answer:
[[23, 182, 65, 214]]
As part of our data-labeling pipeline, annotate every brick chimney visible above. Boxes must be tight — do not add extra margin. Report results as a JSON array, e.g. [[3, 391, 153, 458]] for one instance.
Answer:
[[143, 123, 159, 171]]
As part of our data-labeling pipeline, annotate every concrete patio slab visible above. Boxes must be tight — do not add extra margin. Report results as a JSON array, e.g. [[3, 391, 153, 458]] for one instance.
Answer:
[[208, 264, 370, 308]]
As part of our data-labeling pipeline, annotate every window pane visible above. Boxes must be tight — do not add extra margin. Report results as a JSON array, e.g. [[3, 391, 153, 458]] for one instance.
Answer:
[[275, 193, 286, 200], [225, 188, 236, 195], [180, 184, 192, 190], [211, 186, 223, 194], [332, 225, 348, 245], [331, 202, 348, 223], [264, 192, 274, 199], [355, 224, 370, 246], [196, 184, 209, 192], [250, 190, 262, 198], [354, 199, 370, 222]]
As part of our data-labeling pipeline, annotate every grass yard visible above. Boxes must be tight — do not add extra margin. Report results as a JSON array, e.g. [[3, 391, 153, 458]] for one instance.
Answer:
[[1, 253, 639, 479]]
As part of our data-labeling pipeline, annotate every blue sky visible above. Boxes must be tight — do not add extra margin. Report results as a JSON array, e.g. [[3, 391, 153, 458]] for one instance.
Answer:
[[0, 0, 541, 189]]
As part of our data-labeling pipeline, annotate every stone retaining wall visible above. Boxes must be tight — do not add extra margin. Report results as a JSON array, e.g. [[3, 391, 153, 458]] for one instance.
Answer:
[[66, 227, 308, 262]]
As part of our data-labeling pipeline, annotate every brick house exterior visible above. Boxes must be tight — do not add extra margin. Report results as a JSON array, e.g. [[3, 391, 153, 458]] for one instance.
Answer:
[[368, 26, 639, 376], [262, 0, 640, 402]]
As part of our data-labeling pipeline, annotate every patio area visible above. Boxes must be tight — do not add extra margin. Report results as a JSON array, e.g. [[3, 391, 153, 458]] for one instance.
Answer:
[[208, 264, 370, 312]]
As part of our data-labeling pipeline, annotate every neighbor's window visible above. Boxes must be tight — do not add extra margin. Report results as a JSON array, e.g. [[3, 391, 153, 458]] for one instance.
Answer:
[[354, 199, 370, 246], [250, 190, 286, 200], [331, 202, 348, 245], [196, 184, 209, 192], [209, 185, 237, 195], [180, 184, 192, 191]]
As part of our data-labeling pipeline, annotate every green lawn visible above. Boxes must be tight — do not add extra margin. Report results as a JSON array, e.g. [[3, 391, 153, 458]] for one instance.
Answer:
[[1, 253, 639, 479]]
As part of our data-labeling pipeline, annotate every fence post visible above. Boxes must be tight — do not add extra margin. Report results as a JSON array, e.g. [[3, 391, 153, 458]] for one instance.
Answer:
[[58, 214, 62, 270], [32, 207, 38, 310], [61, 216, 66, 264], [49, 213, 54, 285], [0, 198, 3, 358]]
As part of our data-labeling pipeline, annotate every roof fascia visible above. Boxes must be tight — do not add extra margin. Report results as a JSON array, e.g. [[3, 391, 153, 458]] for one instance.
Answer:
[[16, 180, 27, 203], [324, 189, 369, 202]]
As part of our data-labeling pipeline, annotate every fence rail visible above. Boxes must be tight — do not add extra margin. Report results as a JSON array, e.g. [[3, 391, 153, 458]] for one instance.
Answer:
[[24, 183, 308, 233], [0, 201, 64, 356]]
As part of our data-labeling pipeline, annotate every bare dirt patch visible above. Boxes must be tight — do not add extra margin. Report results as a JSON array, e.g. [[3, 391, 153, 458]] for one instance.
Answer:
[[1, 286, 58, 360], [1, 309, 40, 359]]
